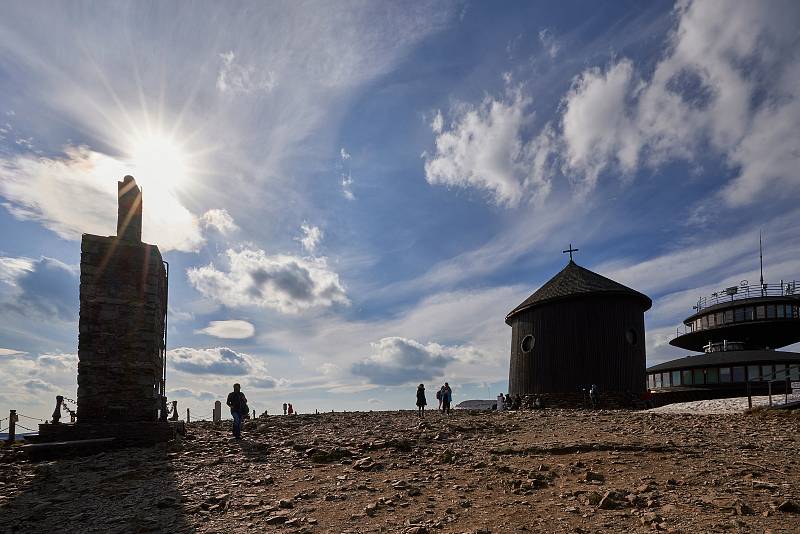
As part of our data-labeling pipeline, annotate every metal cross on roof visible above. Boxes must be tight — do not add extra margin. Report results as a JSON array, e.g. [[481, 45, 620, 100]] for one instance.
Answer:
[[562, 243, 579, 261]]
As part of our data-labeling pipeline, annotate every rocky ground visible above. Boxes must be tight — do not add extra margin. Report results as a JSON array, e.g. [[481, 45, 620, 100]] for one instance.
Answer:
[[1, 408, 799, 533]]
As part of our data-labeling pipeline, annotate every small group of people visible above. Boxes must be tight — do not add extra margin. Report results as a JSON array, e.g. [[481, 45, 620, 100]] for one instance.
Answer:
[[282, 402, 296, 416], [496, 392, 522, 411], [416, 382, 453, 417]]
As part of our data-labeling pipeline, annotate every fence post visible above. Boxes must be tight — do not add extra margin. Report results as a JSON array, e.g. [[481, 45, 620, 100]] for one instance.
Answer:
[[768, 380, 772, 407], [186, 408, 190, 423], [786, 377, 789, 405], [747, 382, 752, 409], [8, 410, 16, 443]]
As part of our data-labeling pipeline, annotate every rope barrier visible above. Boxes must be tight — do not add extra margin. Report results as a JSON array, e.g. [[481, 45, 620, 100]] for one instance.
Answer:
[[17, 413, 44, 422], [16, 423, 36, 432], [0, 427, 8, 433]]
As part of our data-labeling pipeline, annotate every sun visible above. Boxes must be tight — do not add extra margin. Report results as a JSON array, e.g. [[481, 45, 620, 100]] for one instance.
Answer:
[[127, 133, 190, 192]]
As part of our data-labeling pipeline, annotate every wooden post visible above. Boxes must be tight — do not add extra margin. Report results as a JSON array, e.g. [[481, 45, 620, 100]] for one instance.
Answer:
[[8, 410, 16, 443], [768, 380, 773, 407], [186, 408, 190, 423], [786, 377, 789, 405], [747, 382, 752, 409]]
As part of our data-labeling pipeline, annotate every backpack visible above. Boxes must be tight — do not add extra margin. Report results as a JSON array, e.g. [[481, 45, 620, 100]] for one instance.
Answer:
[[436, 390, 441, 400]]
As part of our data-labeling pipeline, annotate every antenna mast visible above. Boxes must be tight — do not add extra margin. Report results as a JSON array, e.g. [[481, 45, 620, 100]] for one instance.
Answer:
[[759, 230, 764, 295]]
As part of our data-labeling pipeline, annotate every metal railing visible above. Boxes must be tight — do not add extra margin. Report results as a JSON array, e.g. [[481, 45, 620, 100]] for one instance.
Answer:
[[693, 280, 798, 312]]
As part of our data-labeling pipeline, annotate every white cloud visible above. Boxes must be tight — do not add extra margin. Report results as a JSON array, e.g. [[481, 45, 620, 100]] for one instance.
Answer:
[[297, 222, 323, 254], [168, 346, 254, 376], [351, 336, 487, 386], [187, 247, 349, 314], [196, 320, 255, 339], [201, 208, 238, 235], [168, 387, 216, 401], [341, 172, 355, 200], [538, 28, 560, 59], [559, 0, 800, 204], [0, 256, 78, 322], [24, 378, 54, 392], [216, 51, 276, 94], [561, 60, 639, 192], [340, 147, 351, 160], [0, 348, 26, 357], [424, 88, 554, 206], [430, 110, 443, 134], [0, 146, 205, 252]]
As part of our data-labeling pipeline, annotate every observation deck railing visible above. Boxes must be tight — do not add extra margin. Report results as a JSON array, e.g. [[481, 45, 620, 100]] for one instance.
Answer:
[[692, 280, 798, 312]]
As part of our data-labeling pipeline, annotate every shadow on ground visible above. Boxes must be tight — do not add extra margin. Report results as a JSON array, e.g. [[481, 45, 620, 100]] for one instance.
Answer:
[[0, 441, 193, 533]]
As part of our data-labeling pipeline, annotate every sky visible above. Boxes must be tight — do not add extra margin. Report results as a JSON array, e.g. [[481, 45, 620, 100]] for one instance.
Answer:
[[1, 0, 799, 420]]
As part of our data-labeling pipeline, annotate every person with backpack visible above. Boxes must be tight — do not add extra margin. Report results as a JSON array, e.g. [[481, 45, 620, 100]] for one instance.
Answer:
[[416, 384, 427, 417], [435, 387, 442, 411], [226, 383, 248, 440], [441, 382, 452, 415], [288, 403, 294, 415]]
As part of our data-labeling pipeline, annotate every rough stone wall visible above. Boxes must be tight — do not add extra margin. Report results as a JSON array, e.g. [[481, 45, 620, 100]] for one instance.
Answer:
[[520, 392, 645, 410], [77, 234, 166, 422]]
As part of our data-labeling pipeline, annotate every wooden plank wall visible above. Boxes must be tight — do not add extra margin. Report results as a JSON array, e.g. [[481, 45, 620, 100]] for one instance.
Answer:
[[508, 296, 647, 395]]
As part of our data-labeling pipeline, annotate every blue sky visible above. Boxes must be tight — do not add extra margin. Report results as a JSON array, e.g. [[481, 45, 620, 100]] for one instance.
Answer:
[[1, 1, 799, 419]]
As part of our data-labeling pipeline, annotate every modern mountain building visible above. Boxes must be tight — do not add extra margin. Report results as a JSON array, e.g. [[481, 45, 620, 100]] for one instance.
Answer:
[[507, 250, 652, 407], [646, 277, 800, 400]]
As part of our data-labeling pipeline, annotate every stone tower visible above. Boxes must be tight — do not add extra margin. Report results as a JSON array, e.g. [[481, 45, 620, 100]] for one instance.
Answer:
[[76, 176, 167, 422]]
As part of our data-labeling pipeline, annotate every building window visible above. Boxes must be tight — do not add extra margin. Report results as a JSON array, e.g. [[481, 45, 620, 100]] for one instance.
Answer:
[[655, 374, 662, 388], [766, 305, 776, 319], [715, 312, 723, 325], [777, 305, 786, 318], [672, 371, 681, 386], [761, 365, 773, 380], [734, 308, 744, 322], [706, 368, 719, 384], [793, 305, 799, 318], [625, 328, 638, 346], [682, 370, 693, 386], [732, 366, 746, 382], [723, 310, 734, 323], [757, 306, 765, 319], [720, 367, 732, 383], [708, 313, 716, 327], [662, 372, 671, 388], [790, 365, 800, 381], [693, 368, 705, 385], [745, 306, 755, 320], [520, 335, 535, 353], [648, 374, 655, 389], [775, 364, 787, 380], [748, 365, 760, 381]]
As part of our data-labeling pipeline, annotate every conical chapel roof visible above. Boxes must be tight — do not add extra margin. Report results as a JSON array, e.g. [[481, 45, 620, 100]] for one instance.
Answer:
[[505, 260, 652, 324]]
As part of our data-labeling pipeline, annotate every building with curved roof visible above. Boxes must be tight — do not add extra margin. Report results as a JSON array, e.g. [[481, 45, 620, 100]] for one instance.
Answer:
[[507, 257, 652, 405], [647, 278, 800, 399]]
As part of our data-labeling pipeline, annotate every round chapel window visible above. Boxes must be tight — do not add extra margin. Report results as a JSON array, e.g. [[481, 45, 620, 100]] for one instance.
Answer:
[[520, 335, 535, 353]]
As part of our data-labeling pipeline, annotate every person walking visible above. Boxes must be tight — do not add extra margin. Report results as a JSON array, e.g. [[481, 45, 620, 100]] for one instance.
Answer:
[[288, 403, 294, 415], [416, 384, 427, 417], [442, 382, 452, 415], [226, 383, 248, 440], [283, 402, 288, 415]]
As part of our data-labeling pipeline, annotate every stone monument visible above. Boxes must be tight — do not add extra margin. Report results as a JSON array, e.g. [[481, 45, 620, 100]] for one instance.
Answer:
[[36, 175, 181, 446]]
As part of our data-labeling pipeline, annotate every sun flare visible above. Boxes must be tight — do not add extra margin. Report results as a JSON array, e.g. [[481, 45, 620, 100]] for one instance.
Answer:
[[127, 134, 190, 192]]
